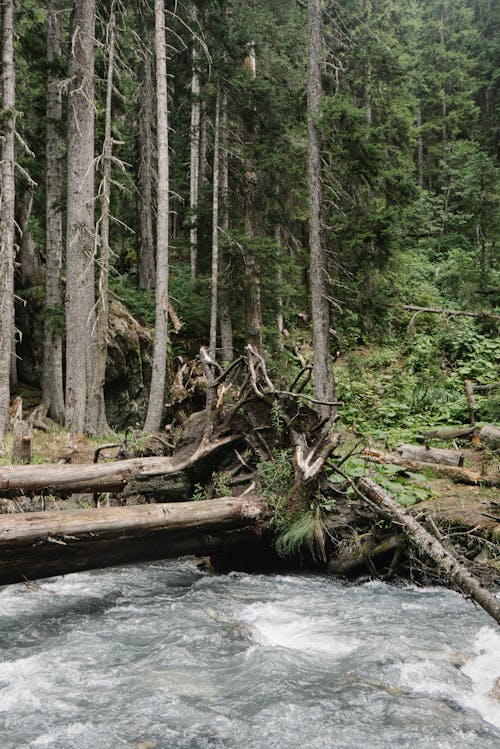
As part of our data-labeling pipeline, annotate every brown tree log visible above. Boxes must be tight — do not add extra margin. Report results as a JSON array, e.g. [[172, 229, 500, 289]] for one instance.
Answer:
[[397, 444, 464, 467], [0, 435, 238, 498], [357, 477, 500, 626], [0, 496, 267, 586]]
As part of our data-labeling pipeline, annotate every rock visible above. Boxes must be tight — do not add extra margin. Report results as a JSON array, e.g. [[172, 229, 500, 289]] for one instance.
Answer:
[[489, 677, 500, 701], [15, 294, 153, 431], [104, 300, 153, 429]]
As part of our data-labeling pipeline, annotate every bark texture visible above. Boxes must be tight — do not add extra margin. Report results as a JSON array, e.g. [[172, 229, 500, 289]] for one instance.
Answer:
[[307, 0, 336, 418], [0, 0, 16, 444], [89, 0, 118, 435], [209, 82, 221, 359], [189, 5, 201, 279], [65, 0, 96, 434], [144, 0, 170, 433], [138, 39, 155, 289]]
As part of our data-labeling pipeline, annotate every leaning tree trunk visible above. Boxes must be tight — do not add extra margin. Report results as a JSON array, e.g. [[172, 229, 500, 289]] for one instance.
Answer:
[[88, 0, 118, 435], [0, 0, 16, 445], [307, 0, 336, 418], [138, 35, 155, 290], [189, 4, 201, 279], [65, 0, 96, 434], [144, 0, 170, 433], [42, 0, 65, 425], [358, 477, 500, 626]]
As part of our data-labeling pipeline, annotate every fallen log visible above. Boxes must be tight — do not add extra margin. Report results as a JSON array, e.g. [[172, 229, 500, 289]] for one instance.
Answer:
[[357, 477, 500, 626], [362, 448, 500, 487], [0, 496, 268, 586], [397, 444, 464, 467], [0, 434, 238, 498], [398, 305, 500, 321], [419, 427, 476, 441]]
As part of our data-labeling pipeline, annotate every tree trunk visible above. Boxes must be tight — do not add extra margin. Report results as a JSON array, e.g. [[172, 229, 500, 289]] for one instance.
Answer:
[[243, 42, 263, 353], [358, 477, 500, 626], [189, 5, 201, 279], [0, 0, 16, 445], [219, 41, 233, 362], [138, 39, 155, 290], [42, 0, 65, 420], [209, 81, 221, 359], [362, 448, 500, 487], [396, 444, 465, 467], [0, 497, 266, 586], [0, 434, 238, 497], [144, 0, 170, 433], [307, 0, 336, 418], [88, 0, 118, 436], [65, 0, 96, 434]]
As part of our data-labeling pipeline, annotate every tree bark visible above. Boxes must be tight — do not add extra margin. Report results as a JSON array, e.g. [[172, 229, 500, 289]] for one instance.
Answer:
[[0, 0, 16, 445], [42, 0, 65, 425], [307, 0, 336, 418], [88, 0, 118, 435], [0, 434, 238, 498], [0, 497, 266, 586], [362, 448, 500, 487], [243, 42, 263, 353], [209, 81, 221, 359], [358, 477, 500, 626], [138, 37, 156, 290], [189, 4, 201, 279], [65, 0, 96, 434], [219, 34, 233, 362], [396, 444, 465, 467], [144, 0, 170, 433]]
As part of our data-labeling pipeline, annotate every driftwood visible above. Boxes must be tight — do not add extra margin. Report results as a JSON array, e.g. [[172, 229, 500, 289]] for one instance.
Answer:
[[363, 448, 500, 487], [357, 477, 500, 626], [0, 497, 267, 585], [397, 444, 464, 467]]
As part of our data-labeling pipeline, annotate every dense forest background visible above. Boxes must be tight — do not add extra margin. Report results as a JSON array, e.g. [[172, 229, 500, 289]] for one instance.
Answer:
[[0, 0, 498, 442]]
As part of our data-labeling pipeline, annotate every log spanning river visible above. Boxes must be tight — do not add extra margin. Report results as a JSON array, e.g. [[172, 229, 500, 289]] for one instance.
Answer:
[[0, 560, 499, 748]]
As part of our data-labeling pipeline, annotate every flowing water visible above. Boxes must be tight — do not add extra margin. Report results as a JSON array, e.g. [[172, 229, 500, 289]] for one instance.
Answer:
[[0, 559, 499, 748]]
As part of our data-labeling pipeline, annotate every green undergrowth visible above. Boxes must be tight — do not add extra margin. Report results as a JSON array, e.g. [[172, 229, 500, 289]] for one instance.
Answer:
[[334, 316, 500, 444]]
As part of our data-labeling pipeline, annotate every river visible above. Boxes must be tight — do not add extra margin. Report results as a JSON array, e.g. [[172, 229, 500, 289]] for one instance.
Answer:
[[0, 559, 499, 748]]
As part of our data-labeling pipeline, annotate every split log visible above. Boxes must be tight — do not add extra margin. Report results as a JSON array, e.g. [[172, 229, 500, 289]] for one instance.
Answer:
[[0, 496, 268, 586], [0, 435, 238, 498], [397, 444, 464, 467], [362, 448, 500, 487], [357, 477, 500, 626]]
